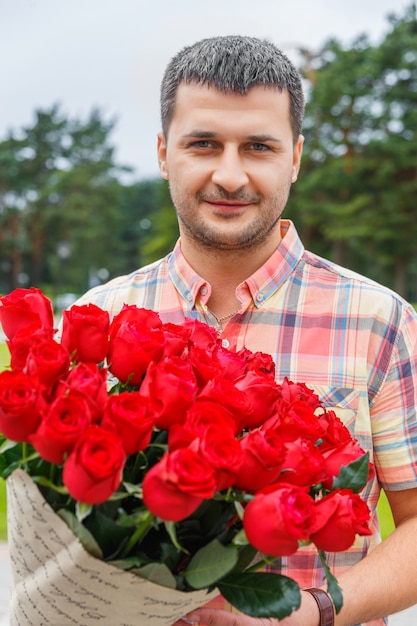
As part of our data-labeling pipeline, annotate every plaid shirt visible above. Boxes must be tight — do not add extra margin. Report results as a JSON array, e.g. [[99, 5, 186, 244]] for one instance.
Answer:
[[78, 220, 417, 625]]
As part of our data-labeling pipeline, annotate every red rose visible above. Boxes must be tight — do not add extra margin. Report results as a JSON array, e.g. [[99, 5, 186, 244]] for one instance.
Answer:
[[108, 309, 165, 385], [318, 409, 353, 452], [110, 304, 162, 330], [265, 399, 325, 443], [234, 370, 281, 429], [237, 347, 276, 376], [7, 323, 55, 371], [63, 425, 126, 504], [56, 362, 108, 423], [61, 304, 110, 364], [234, 428, 286, 492], [0, 370, 46, 441], [190, 426, 243, 491], [139, 356, 198, 430], [24, 338, 70, 389], [210, 344, 248, 381], [321, 440, 372, 489], [278, 378, 322, 410], [142, 448, 217, 522], [101, 391, 156, 455], [168, 399, 237, 450], [29, 390, 92, 464], [279, 438, 327, 487], [243, 483, 314, 557], [182, 317, 218, 349], [0, 287, 54, 340], [310, 490, 372, 552], [187, 345, 222, 389], [160, 322, 192, 357], [198, 377, 250, 431]]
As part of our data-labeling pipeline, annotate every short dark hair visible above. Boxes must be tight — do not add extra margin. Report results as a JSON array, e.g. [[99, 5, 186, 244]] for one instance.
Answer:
[[160, 35, 305, 141]]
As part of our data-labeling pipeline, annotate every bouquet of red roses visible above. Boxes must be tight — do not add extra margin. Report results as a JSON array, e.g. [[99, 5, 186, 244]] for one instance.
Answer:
[[0, 287, 373, 622]]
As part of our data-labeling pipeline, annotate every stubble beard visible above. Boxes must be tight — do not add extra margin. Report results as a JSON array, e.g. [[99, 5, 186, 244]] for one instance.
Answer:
[[169, 181, 293, 254]]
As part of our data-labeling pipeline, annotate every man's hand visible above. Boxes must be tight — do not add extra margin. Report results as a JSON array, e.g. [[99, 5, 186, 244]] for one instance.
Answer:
[[171, 590, 321, 625]]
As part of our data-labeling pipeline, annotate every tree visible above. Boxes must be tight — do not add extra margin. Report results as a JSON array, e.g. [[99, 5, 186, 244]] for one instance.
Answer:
[[0, 105, 129, 294], [288, 3, 417, 298]]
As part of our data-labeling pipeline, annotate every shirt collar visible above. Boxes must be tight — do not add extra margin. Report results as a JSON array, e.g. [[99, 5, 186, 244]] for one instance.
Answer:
[[168, 220, 304, 308]]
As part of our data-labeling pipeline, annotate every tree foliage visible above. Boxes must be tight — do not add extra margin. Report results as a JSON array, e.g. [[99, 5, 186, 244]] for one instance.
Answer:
[[287, 3, 417, 299], [0, 4, 416, 301]]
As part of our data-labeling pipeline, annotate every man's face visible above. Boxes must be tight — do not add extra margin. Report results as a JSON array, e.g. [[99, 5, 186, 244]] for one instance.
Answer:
[[157, 82, 303, 253]]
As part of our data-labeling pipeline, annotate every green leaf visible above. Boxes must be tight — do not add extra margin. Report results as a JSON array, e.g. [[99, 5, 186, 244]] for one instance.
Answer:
[[331, 452, 370, 493], [232, 544, 258, 573], [318, 549, 344, 613], [217, 572, 301, 619], [184, 539, 238, 589], [164, 521, 189, 553], [33, 475, 69, 494], [0, 438, 19, 454], [132, 562, 177, 589], [58, 509, 103, 559], [76, 500, 93, 522]]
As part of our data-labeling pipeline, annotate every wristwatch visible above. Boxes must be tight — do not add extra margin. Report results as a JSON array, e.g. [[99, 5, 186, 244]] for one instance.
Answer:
[[304, 587, 335, 626]]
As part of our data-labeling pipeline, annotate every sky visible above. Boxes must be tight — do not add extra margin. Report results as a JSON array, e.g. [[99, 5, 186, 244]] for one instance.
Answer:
[[0, 0, 412, 180]]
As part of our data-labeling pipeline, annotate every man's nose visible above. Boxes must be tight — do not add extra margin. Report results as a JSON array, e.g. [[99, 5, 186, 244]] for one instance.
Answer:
[[211, 147, 249, 192]]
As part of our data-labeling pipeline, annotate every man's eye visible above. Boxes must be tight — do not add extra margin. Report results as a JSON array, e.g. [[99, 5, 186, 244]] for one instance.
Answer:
[[191, 140, 212, 149], [251, 143, 270, 151]]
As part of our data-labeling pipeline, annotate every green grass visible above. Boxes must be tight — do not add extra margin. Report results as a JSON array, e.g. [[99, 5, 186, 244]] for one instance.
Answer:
[[0, 340, 396, 543], [0, 342, 9, 370]]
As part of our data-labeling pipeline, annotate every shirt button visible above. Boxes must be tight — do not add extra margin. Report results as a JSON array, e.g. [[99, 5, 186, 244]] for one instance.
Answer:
[[187, 293, 193, 302], [221, 339, 230, 348], [200, 285, 208, 296], [256, 293, 263, 302]]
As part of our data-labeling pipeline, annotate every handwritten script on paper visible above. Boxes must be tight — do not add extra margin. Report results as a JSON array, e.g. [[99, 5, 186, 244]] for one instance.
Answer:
[[7, 469, 217, 626]]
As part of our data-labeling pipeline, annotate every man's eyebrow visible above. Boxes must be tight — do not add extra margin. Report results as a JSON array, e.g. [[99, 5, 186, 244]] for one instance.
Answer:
[[247, 134, 282, 143], [181, 131, 282, 143], [181, 131, 217, 138]]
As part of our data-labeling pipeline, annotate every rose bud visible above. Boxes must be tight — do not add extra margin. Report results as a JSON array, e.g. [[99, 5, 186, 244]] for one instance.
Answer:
[[100, 391, 156, 455], [108, 311, 165, 386], [321, 440, 374, 490], [29, 390, 92, 464], [168, 399, 237, 450], [24, 338, 70, 389], [139, 356, 198, 430], [243, 483, 314, 557], [190, 426, 243, 491], [182, 317, 218, 349], [142, 448, 217, 522], [0, 287, 54, 340], [63, 425, 126, 505], [234, 369, 281, 429], [310, 489, 372, 552], [0, 370, 46, 442], [55, 362, 108, 423], [61, 303, 110, 364], [279, 438, 327, 488], [234, 427, 286, 492], [7, 323, 55, 371]]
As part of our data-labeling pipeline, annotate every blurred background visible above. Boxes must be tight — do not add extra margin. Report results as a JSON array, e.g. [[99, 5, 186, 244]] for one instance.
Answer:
[[0, 0, 416, 308]]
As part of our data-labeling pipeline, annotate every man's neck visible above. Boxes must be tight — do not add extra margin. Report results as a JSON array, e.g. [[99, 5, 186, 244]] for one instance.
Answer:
[[179, 232, 282, 318]]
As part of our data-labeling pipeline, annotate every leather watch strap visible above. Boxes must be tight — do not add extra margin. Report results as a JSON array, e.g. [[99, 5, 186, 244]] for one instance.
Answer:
[[304, 587, 335, 626]]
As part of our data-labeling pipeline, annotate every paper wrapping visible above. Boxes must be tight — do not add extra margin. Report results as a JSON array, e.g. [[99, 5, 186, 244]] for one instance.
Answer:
[[7, 469, 217, 625]]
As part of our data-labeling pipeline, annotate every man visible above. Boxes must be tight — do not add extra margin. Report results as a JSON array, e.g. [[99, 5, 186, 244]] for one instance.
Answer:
[[77, 36, 417, 625]]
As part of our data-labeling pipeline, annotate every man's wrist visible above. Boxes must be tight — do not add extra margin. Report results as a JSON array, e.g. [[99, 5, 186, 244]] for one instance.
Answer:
[[303, 588, 335, 626]]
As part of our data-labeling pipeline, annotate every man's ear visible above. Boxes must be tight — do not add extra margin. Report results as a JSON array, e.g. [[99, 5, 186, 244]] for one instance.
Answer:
[[157, 132, 168, 180], [291, 134, 304, 183]]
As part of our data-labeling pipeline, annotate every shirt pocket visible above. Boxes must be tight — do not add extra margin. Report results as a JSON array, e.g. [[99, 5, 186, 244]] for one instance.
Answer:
[[311, 385, 359, 435]]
